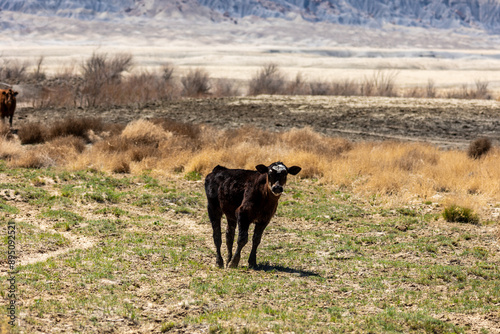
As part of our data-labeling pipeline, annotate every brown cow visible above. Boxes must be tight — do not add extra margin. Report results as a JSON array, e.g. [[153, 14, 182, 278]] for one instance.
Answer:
[[205, 162, 301, 268], [0, 88, 18, 127]]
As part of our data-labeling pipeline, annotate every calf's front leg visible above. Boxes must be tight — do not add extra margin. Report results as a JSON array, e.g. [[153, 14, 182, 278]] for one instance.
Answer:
[[228, 210, 250, 268], [248, 222, 269, 268]]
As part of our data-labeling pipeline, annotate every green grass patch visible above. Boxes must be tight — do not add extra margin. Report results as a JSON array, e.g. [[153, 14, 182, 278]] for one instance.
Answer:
[[442, 205, 480, 225]]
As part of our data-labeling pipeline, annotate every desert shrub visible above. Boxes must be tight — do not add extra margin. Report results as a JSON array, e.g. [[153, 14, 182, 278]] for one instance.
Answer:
[[280, 127, 352, 157], [48, 117, 103, 142], [213, 78, 240, 97], [286, 73, 310, 95], [48, 135, 86, 153], [442, 205, 480, 225], [446, 80, 491, 100], [93, 135, 130, 153], [39, 135, 87, 165], [396, 147, 439, 171], [0, 136, 22, 160], [81, 53, 133, 107], [181, 68, 211, 97], [361, 70, 399, 97], [426, 79, 436, 98], [161, 63, 175, 81], [0, 59, 28, 83], [117, 70, 180, 104], [109, 153, 131, 173], [101, 123, 126, 137], [0, 122, 11, 138], [10, 150, 54, 169], [330, 79, 360, 96], [121, 119, 172, 146], [128, 146, 159, 162], [153, 118, 201, 140], [248, 63, 285, 95], [221, 126, 280, 148], [467, 138, 492, 159], [18, 123, 47, 145], [31, 56, 47, 81], [309, 81, 332, 96], [472, 80, 491, 99]]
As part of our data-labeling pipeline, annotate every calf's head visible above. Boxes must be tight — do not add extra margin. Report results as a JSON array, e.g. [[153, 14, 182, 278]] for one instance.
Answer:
[[256, 162, 301, 196], [2, 89, 18, 105]]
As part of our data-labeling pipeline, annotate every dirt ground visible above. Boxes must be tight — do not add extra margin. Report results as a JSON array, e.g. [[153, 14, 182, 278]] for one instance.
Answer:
[[16, 95, 500, 149]]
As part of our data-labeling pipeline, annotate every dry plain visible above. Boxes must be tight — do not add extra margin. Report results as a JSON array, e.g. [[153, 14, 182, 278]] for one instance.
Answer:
[[1, 39, 500, 333]]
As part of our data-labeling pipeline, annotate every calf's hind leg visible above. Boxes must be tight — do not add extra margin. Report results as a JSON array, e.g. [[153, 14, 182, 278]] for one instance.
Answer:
[[207, 202, 224, 268], [225, 218, 236, 267]]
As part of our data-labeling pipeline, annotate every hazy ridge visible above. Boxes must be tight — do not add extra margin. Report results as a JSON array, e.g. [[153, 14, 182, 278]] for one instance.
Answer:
[[2, 0, 500, 31]]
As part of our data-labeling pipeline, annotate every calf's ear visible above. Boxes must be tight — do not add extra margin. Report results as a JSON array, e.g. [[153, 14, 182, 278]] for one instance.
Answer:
[[255, 164, 268, 174], [288, 166, 301, 175], [13, 92, 18, 96]]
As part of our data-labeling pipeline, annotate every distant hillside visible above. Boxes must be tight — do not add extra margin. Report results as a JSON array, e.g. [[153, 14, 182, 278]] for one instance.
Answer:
[[2, 0, 500, 32]]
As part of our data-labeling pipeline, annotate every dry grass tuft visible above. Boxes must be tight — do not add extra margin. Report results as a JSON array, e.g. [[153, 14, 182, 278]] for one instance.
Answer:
[[0, 123, 11, 138], [121, 119, 172, 146], [48, 117, 104, 142], [281, 127, 352, 157], [128, 146, 158, 162], [18, 123, 47, 145], [10, 150, 54, 169], [395, 146, 439, 171], [467, 137, 492, 159], [109, 153, 131, 174], [0, 136, 23, 160], [48, 135, 87, 153]]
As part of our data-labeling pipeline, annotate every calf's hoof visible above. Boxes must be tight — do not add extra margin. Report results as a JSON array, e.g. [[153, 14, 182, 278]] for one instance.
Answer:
[[228, 260, 239, 268], [216, 258, 224, 269]]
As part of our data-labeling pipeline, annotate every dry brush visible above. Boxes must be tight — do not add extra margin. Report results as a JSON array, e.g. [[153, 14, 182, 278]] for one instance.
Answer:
[[2, 118, 500, 220]]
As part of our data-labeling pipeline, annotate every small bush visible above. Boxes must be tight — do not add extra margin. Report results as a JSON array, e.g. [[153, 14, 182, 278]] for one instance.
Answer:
[[181, 68, 211, 97], [0, 136, 22, 160], [213, 78, 240, 97], [0, 59, 28, 83], [248, 63, 285, 95], [81, 53, 133, 106], [48, 117, 103, 142], [309, 81, 332, 96], [467, 138, 492, 159], [287, 73, 310, 95], [396, 147, 439, 171], [330, 79, 360, 96], [109, 154, 131, 174], [48, 135, 86, 153], [128, 146, 158, 162], [153, 118, 201, 141], [121, 119, 172, 146], [442, 205, 480, 225], [11, 151, 54, 169], [18, 123, 47, 144], [361, 70, 399, 97], [0, 122, 11, 138]]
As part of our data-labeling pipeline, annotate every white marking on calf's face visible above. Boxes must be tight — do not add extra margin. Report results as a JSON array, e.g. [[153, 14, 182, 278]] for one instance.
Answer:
[[271, 164, 287, 173]]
